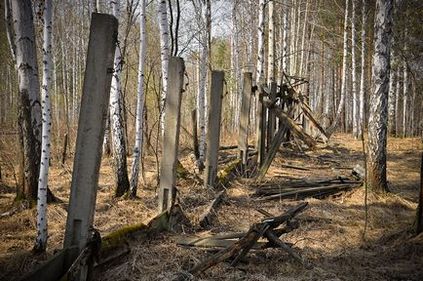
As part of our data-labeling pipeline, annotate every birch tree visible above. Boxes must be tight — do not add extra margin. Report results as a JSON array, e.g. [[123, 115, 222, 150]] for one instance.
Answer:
[[110, 0, 130, 197], [256, 0, 265, 86], [129, 0, 146, 198], [280, 0, 289, 83], [267, 0, 275, 84], [34, 0, 52, 252], [328, 0, 349, 136], [402, 53, 408, 137], [9, 0, 42, 200], [358, 0, 367, 137], [368, 0, 393, 192], [158, 0, 170, 133], [196, 0, 211, 170], [351, 0, 358, 138]]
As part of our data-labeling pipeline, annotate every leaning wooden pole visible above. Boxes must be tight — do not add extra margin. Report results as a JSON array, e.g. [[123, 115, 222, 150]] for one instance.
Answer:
[[158, 57, 185, 212]]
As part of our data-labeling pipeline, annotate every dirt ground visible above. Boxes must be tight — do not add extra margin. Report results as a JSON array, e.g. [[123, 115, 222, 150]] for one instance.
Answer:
[[0, 133, 422, 281]]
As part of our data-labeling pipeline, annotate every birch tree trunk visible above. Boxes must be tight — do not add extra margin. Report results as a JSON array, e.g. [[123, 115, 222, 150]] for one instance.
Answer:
[[196, 0, 211, 170], [110, 0, 130, 197], [280, 0, 290, 83], [129, 0, 146, 198], [358, 0, 367, 137], [402, 56, 408, 137], [368, 0, 393, 193], [158, 0, 170, 133], [328, 0, 349, 136], [299, 0, 309, 77], [256, 0, 265, 86], [388, 44, 396, 136], [351, 0, 358, 138], [267, 0, 275, 84], [34, 0, 52, 252], [10, 0, 42, 200], [395, 67, 401, 136]]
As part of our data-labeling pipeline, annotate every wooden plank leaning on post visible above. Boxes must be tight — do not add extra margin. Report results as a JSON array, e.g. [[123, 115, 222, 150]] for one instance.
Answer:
[[158, 57, 185, 213], [266, 82, 277, 150], [63, 13, 118, 281], [204, 71, 225, 188], [238, 72, 252, 167], [256, 86, 267, 167]]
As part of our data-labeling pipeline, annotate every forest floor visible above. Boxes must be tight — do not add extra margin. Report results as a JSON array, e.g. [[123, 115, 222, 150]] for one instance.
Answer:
[[0, 133, 422, 281]]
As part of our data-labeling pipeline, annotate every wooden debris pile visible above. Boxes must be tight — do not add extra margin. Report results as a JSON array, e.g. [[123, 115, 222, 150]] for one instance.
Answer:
[[174, 202, 311, 280], [254, 175, 362, 202]]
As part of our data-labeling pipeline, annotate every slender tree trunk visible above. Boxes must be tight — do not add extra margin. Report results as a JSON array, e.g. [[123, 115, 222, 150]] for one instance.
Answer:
[[256, 0, 265, 86], [402, 54, 408, 137], [367, 0, 393, 193], [395, 67, 401, 136], [299, 0, 309, 77], [351, 0, 358, 138], [197, 0, 211, 169], [129, 0, 146, 198], [267, 0, 275, 84], [110, 0, 130, 197], [280, 0, 290, 83], [10, 0, 42, 201], [34, 0, 52, 253], [388, 46, 396, 136], [328, 0, 349, 136], [158, 0, 170, 134]]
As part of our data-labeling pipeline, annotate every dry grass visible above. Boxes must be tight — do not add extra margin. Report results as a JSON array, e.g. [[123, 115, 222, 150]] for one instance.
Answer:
[[0, 133, 422, 281]]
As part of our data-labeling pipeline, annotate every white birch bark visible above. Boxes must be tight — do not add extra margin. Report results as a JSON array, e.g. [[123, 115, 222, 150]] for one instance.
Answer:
[[281, 1, 289, 83], [35, 0, 52, 252], [367, 0, 393, 192], [158, 0, 170, 133], [256, 0, 265, 86], [351, 0, 358, 138], [328, 0, 349, 136], [358, 0, 367, 137], [394, 67, 401, 136], [110, 0, 130, 197], [402, 56, 408, 137], [10, 0, 42, 199], [299, 0, 309, 77], [267, 0, 275, 84], [388, 45, 396, 136], [129, 0, 146, 197], [197, 0, 211, 168]]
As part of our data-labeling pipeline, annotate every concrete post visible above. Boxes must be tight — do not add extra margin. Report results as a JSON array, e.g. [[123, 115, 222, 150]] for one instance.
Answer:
[[64, 13, 117, 250], [63, 13, 117, 280], [238, 72, 252, 165], [158, 57, 185, 212], [204, 71, 225, 188]]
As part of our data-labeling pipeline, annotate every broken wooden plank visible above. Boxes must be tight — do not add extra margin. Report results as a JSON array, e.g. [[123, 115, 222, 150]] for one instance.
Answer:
[[256, 183, 362, 201], [257, 124, 289, 181], [198, 190, 226, 228], [300, 101, 329, 141], [177, 236, 267, 249], [263, 98, 316, 148]]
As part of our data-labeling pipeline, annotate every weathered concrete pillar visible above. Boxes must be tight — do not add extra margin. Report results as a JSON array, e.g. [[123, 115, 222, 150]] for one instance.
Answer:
[[158, 57, 185, 213], [238, 72, 252, 165], [266, 82, 277, 150], [204, 71, 225, 188], [63, 13, 117, 280]]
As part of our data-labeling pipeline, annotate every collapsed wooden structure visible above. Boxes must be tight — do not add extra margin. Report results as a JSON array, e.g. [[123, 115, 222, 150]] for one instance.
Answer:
[[174, 202, 310, 280]]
